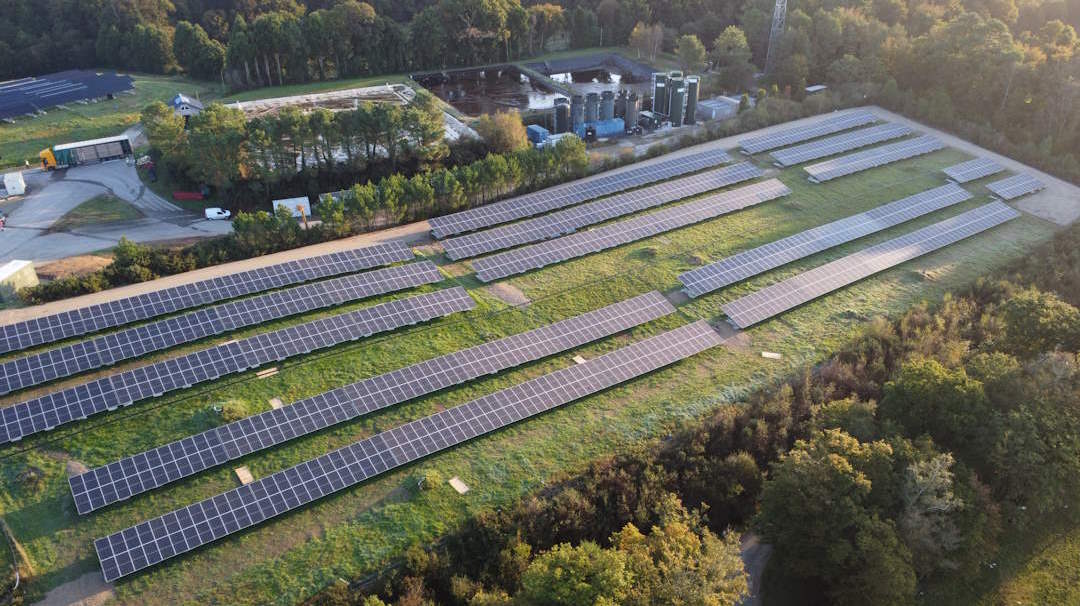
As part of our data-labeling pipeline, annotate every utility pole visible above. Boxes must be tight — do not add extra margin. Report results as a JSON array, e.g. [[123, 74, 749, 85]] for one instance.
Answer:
[[765, 0, 787, 76]]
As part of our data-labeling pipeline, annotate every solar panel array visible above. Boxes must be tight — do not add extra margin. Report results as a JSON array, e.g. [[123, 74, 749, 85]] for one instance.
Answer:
[[441, 162, 764, 260], [721, 202, 1020, 328], [0, 288, 475, 445], [943, 158, 1004, 183], [0, 263, 443, 396], [738, 110, 878, 154], [769, 123, 912, 167], [804, 135, 945, 183], [94, 320, 723, 582], [679, 183, 973, 297], [69, 291, 676, 514], [471, 180, 791, 282], [0, 70, 135, 120], [0, 242, 413, 356], [986, 173, 1046, 200], [428, 148, 732, 238]]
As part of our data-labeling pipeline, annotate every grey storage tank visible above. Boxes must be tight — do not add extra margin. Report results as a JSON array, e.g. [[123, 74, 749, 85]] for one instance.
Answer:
[[615, 90, 628, 119], [554, 97, 570, 134], [653, 73, 668, 115], [685, 76, 700, 124], [585, 92, 600, 123], [669, 83, 686, 126], [600, 90, 615, 121], [625, 91, 641, 129], [570, 94, 585, 127]]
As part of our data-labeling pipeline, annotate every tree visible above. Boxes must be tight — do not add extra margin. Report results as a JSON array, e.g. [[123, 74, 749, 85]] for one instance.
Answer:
[[629, 22, 663, 60], [712, 26, 756, 91], [184, 103, 249, 190], [527, 4, 566, 54], [997, 288, 1080, 358], [141, 101, 186, 160], [675, 34, 707, 73], [174, 21, 225, 80], [473, 111, 530, 154], [518, 541, 631, 606]]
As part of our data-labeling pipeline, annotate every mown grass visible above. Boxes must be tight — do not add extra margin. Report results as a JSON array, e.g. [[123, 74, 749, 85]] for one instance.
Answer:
[[0, 142, 1062, 605], [49, 194, 143, 232], [0, 74, 222, 170]]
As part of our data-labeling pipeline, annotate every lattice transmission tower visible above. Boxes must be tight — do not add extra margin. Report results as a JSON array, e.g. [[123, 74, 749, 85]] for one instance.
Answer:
[[764, 0, 788, 76]]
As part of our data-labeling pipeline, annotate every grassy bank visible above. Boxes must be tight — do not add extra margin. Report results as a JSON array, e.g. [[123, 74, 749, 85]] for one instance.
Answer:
[[49, 194, 143, 232], [0, 142, 1060, 605]]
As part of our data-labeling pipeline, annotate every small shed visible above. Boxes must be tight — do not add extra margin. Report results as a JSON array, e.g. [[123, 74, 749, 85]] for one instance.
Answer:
[[273, 196, 311, 219], [2, 171, 26, 196], [697, 97, 743, 121], [171, 93, 204, 117]]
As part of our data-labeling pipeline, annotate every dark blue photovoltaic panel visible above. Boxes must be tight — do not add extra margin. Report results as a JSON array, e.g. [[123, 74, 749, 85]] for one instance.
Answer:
[[739, 110, 878, 154], [986, 173, 1045, 200], [0, 242, 413, 356], [804, 136, 944, 182], [942, 158, 1004, 183], [69, 292, 675, 514], [94, 320, 724, 582], [0, 70, 134, 119], [0, 288, 474, 444]]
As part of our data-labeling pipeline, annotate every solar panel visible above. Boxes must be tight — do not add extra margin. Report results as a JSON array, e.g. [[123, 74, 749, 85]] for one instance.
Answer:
[[94, 320, 723, 582], [471, 180, 791, 282], [739, 110, 878, 154], [0, 288, 474, 445], [679, 183, 973, 297], [441, 162, 763, 260], [428, 148, 732, 238], [0, 262, 443, 396], [0, 70, 135, 120], [69, 291, 675, 515], [769, 123, 912, 167], [943, 158, 1004, 183], [986, 173, 1045, 200], [0, 242, 414, 356], [804, 136, 945, 183], [721, 202, 1020, 328]]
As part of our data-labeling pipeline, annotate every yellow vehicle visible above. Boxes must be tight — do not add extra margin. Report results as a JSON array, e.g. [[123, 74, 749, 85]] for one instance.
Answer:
[[39, 134, 132, 170]]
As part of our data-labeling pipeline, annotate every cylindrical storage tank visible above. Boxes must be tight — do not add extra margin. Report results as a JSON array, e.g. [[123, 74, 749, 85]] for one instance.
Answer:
[[668, 76, 684, 120], [585, 92, 600, 122], [685, 76, 700, 125], [669, 85, 686, 126], [615, 90, 627, 119], [570, 94, 585, 127], [600, 91, 615, 121], [625, 92, 641, 129], [554, 97, 570, 134], [654, 80, 668, 115]]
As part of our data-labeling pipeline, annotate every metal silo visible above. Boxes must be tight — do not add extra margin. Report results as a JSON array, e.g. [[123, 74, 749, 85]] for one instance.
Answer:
[[615, 90, 627, 119], [585, 92, 600, 122], [570, 94, 585, 128], [600, 91, 615, 121], [669, 84, 686, 126], [685, 76, 700, 124], [554, 97, 570, 134], [625, 91, 641, 129], [653, 73, 668, 115]]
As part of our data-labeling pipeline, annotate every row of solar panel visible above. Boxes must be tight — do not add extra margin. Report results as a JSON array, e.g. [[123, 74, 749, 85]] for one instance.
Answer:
[[440, 162, 763, 260], [428, 148, 732, 238], [69, 291, 676, 514], [769, 123, 912, 167], [95, 320, 724, 582], [987, 173, 1046, 200], [0, 242, 414, 356], [804, 135, 945, 182], [471, 180, 792, 282], [0, 288, 475, 445], [678, 183, 974, 297], [739, 110, 878, 154], [0, 262, 444, 396], [943, 157, 1004, 183], [721, 203, 1020, 327]]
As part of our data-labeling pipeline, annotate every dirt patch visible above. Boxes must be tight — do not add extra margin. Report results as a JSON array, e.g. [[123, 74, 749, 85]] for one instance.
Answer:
[[35, 256, 113, 280], [440, 262, 471, 278], [663, 289, 689, 306], [484, 283, 530, 306], [414, 242, 444, 257], [64, 460, 89, 477], [32, 572, 114, 606], [712, 320, 752, 351]]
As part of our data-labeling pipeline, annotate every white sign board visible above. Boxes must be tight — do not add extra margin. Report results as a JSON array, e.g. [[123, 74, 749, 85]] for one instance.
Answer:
[[273, 196, 311, 219], [3, 171, 26, 196]]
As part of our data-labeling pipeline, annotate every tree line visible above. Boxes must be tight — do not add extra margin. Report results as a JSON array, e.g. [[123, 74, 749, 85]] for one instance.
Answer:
[[300, 215, 1080, 606]]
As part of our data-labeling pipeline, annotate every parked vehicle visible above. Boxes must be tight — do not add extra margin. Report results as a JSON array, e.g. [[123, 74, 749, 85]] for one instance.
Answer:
[[39, 135, 132, 170], [204, 207, 230, 220]]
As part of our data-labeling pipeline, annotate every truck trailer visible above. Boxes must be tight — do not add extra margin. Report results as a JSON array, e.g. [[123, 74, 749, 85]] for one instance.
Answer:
[[39, 134, 132, 170]]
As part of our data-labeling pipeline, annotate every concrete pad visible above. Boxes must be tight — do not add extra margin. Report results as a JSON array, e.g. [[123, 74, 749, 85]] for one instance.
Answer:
[[256, 367, 278, 379], [234, 466, 254, 485], [761, 351, 782, 360], [573, 355, 587, 365], [268, 397, 284, 410], [448, 476, 469, 494]]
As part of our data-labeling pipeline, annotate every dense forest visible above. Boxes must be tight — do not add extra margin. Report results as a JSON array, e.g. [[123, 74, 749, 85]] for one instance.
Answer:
[[295, 202, 1080, 606]]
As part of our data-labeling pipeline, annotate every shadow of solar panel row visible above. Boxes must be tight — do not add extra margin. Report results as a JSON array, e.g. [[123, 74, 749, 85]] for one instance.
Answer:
[[804, 135, 945, 183], [0, 262, 443, 396], [428, 148, 732, 238], [769, 123, 912, 167], [0, 70, 135, 120], [441, 162, 764, 260], [0, 242, 413, 356], [70, 291, 675, 515], [679, 183, 973, 298], [0, 288, 474, 445], [738, 110, 878, 154], [94, 319, 723, 582], [986, 173, 1046, 200], [943, 158, 1004, 183], [472, 180, 791, 282], [721, 202, 1020, 328]]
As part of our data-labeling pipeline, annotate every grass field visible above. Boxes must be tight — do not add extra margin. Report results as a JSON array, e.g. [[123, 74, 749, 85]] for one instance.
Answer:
[[0, 74, 222, 171], [0, 138, 1063, 605], [49, 194, 144, 232]]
